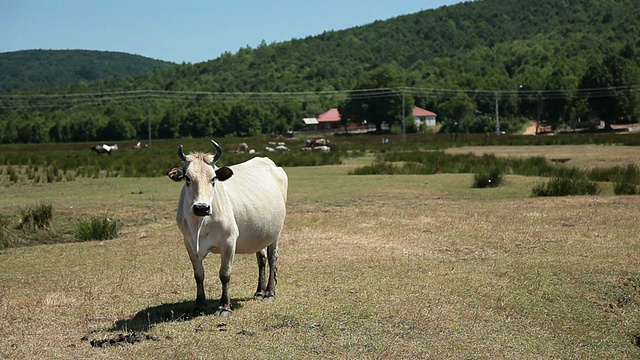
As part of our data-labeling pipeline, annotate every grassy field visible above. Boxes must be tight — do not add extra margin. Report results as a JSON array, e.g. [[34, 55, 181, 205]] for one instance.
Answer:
[[445, 145, 640, 170], [1, 145, 640, 359]]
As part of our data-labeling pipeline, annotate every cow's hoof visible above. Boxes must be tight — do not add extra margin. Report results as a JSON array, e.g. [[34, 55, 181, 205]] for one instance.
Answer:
[[254, 292, 275, 302], [214, 307, 232, 317]]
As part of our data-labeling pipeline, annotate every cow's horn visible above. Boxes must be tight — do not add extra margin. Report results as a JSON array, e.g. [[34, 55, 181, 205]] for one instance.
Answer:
[[178, 145, 187, 162], [211, 140, 223, 164]]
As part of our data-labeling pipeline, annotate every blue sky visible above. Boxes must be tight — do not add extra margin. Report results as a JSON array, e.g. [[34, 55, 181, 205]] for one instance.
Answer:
[[1, 0, 464, 64]]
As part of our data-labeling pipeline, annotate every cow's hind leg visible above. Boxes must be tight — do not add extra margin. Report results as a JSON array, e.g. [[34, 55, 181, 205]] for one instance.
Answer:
[[254, 248, 268, 300], [263, 241, 278, 302]]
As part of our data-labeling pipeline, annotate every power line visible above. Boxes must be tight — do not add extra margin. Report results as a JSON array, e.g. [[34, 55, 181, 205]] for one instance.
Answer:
[[1, 85, 639, 109]]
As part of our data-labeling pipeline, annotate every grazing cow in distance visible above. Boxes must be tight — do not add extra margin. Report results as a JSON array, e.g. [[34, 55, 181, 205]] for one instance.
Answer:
[[232, 142, 248, 153], [166, 140, 288, 316], [91, 145, 108, 155], [313, 145, 331, 153], [90, 144, 117, 155], [306, 138, 330, 148]]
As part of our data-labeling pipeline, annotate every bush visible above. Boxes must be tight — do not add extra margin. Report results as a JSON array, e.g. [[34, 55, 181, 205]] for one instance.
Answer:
[[612, 164, 640, 195], [75, 216, 122, 242], [7, 166, 18, 183], [531, 177, 600, 197], [472, 167, 504, 188], [350, 161, 400, 175], [18, 203, 53, 230], [613, 180, 638, 195], [0, 214, 17, 250]]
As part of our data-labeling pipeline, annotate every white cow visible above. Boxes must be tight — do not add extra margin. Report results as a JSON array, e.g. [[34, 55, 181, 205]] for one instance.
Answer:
[[166, 140, 288, 317], [313, 145, 331, 153]]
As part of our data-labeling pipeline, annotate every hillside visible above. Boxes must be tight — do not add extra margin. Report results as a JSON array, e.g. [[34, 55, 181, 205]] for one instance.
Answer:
[[0, 50, 175, 93], [0, 0, 639, 144]]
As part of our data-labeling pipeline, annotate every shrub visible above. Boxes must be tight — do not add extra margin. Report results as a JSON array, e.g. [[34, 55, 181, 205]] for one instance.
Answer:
[[0, 214, 17, 250], [472, 167, 504, 188], [613, 180, 638, 195], [18, 203, 53, 230], [7, 166, 18, 183], [75, 216, 122, 242], [612, 164, 640, 195], [350, 162, 400, 175], [531, 177, 600, 197]]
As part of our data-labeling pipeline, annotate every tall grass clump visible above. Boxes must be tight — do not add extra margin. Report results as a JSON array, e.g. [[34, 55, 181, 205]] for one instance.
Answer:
[[18, 203, 53, 230], [531, 177, 600, 197], [75, 216, 122, 242], [472, 167, 504, 188], [7, 166, 18, 183], [612, 164, 640, 195], [350, 162, 400, 175], [0, 214, 17, 250]]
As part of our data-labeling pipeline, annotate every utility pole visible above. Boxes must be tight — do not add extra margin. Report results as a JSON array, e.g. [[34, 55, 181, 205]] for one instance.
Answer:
[[495, 91, 500, 135], [401, 88, 406, 144], [147, 90, 152, 148]]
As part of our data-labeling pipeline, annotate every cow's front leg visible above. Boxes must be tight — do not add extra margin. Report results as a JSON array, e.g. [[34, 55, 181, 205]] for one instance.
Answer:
[[215, 246, 235, 317], [254, 248, 267, 300], [191, 256, 207, 311]]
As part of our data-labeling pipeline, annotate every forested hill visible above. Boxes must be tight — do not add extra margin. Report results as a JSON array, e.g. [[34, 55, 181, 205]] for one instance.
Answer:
[[106, 0, 638, 94], [0, 50, 175, 93], [1, 0, 639, 144]]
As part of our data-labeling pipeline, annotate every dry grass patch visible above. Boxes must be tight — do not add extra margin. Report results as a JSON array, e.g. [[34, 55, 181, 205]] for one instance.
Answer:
[[0, 164, 639, 358]]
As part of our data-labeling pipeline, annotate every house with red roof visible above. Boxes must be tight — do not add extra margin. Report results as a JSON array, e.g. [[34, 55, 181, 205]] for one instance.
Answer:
[[413, 106, 437, 128], [302, 108, 355, 132]]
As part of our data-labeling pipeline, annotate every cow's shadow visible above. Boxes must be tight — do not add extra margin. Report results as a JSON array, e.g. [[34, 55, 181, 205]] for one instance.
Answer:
[[110, 298, 250, 332]]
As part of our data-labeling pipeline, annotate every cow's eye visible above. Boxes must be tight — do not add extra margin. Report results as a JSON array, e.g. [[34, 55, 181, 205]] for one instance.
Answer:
[[211, 177, 216, 184], [184, 175, 191, 185]]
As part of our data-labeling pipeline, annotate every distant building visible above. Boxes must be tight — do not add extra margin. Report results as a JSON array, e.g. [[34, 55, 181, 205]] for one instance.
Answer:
[[316, 108, 343, 130], [413, 106, 437, 127]]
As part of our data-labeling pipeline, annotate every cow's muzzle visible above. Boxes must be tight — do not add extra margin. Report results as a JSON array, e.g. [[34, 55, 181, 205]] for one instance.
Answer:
[[192, 203, 211, 217]]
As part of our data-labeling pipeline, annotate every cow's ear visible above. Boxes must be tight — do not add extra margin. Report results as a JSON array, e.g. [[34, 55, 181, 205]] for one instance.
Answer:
[[215, 166, 233, 181], [166, 166, 184, 182]]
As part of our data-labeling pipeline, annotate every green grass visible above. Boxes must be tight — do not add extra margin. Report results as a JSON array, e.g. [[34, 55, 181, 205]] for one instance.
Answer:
[[0, 144, 640, 358]]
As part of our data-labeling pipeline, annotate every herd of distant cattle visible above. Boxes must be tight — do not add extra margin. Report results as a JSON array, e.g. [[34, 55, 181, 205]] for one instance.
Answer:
[[90, 138, 332, 155]]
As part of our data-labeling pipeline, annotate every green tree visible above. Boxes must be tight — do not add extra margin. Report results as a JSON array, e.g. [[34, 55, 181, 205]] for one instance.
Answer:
[[579, 53, 640, 129], [339, 64, 411, 132], [99, 117, 136, 141], [438, 94, 476, 140], [227, 103, 260, 137], [158, 111, 180, 139], [16, 117, 50, 143]]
